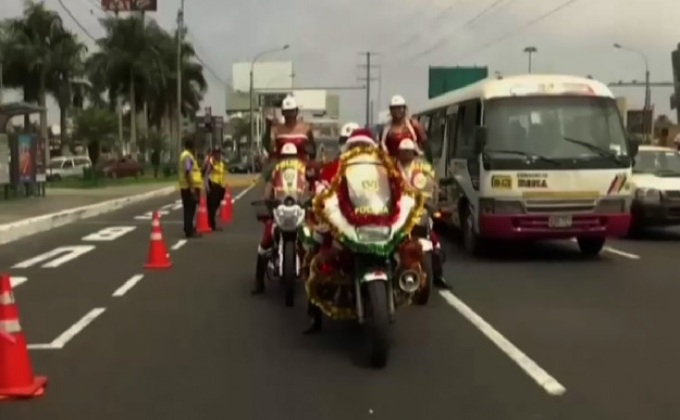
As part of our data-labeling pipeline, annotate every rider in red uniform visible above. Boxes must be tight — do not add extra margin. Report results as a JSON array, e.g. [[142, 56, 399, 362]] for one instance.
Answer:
[[379, 95, 429, 161], [253, 96, 316, 295]]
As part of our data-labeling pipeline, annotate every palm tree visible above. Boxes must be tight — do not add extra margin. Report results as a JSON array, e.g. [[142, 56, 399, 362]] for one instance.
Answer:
[[89, 15, 165, 153], [49, 31, 87, 148], [1, 1, 68, 140]]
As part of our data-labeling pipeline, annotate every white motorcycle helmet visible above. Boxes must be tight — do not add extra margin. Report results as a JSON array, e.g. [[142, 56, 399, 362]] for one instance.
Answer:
[[340, 122, 360, 141], [389, 94, 407, 108], [281, 96, 298, 111]]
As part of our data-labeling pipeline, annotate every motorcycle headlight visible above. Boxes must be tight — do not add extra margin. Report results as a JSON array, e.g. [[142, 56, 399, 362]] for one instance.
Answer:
[[274, 204, 305, 231], [635, 188, 661, 203], [355, 226, 391, 243], [283, 196, 296, 206]]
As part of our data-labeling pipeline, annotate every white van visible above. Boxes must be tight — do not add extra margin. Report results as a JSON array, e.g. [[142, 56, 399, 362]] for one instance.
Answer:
[[47, 156, 92, 181]]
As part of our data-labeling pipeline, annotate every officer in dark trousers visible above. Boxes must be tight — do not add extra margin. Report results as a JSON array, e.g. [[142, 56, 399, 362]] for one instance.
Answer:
[[203, 146, 227, 231], [178, 139, 203, 238]]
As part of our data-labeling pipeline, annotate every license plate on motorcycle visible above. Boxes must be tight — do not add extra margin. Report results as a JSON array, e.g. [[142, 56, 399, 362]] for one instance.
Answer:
[[548, 215, 572, 228]]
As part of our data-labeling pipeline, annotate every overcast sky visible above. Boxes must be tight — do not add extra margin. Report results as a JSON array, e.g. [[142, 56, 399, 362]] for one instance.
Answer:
[[2, 0, 679, 125]]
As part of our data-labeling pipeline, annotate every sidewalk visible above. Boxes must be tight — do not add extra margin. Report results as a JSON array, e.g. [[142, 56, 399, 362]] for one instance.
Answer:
[[0, 174, 258, 226], [0, 183, 173, 225]]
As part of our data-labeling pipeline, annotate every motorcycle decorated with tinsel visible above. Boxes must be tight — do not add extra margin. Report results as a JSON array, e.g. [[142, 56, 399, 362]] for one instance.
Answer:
[[400, 157, 441, 305], [253, 155, 309, 307], [306, 146, 427, 368]]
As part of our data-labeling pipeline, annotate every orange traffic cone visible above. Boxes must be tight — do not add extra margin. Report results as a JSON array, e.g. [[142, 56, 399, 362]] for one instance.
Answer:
[[0, 273, 47, 400], [144, 212, 172, 269], [220, 187, 233, 225], [195, 194, 212, 234]]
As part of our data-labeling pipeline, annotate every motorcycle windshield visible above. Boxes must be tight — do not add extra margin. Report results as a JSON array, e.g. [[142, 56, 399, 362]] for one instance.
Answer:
[[272, 158, 307, 201], [344, 161, 391, 215]]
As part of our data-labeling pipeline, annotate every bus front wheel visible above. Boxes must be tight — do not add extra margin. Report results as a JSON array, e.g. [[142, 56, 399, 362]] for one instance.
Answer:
[[576, 237, 605, 258], [462, 207, 486, 256]]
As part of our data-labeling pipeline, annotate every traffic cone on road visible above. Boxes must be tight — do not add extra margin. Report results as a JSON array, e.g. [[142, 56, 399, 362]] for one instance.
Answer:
[[195, 194, 212, 234], [0, 273, 47, 401], [220, 187, 233, 225], [144, 212, 172, 270]]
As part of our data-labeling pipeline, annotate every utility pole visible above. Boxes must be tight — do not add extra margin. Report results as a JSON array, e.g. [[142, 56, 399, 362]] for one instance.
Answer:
[[176, 0, 185, 155], [0, 60, 4, 104], [357, 52, 380, 127], [523, 46, 537, 73]]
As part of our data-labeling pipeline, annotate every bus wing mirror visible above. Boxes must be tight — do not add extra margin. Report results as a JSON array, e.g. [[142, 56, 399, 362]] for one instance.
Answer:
[[473, 126, 487, 154]]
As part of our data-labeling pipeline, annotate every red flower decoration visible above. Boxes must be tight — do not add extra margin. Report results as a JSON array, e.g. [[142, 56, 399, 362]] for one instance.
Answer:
[[336, 173, 403, 227]]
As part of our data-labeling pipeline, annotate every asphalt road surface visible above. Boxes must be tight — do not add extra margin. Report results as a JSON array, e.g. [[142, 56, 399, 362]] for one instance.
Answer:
[[2, 185, 680, 419]]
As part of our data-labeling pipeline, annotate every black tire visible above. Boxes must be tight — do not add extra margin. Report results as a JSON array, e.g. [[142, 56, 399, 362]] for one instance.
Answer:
[[626, 213, 644, 239], [413, 251, 434, 306], [462, 206, 485, 256], [576, 237, 605, 258], [282, 240, 296, 307], [365, 281, 391, 368]]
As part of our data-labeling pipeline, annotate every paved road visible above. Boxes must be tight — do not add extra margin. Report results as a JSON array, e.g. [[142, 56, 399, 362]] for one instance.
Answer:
[[1, 186, 680, 419]]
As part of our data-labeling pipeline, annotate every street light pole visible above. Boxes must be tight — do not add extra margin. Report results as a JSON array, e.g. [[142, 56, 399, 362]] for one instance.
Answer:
[[248, 44, 289, 172], [176, 0, 185, 155], [523, 46, 537, 73], [614, 43, 651, 140]]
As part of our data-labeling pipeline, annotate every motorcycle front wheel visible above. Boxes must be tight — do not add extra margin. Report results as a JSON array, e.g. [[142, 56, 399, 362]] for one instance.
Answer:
[[365, 281, 391, 368], [413, 251, 434, 306], [282, 240, 296, 307]]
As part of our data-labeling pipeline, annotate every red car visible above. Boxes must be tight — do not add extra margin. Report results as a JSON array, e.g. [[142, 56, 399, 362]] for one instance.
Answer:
[[99, 158, 144, 179]]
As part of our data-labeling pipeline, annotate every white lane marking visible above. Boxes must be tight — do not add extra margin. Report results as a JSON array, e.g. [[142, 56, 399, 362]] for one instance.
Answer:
[[48, 308, 106, 349], [603, 246, 640, 260], [438, 290, 566, 396], [10, 276, 27, 288], [134, 210, 170, 220], [569, 239, 641, 260], [28, 343, 58, 350], [82, 226, 137, 241], [12, 245, 96, 269], [160, 203, 176, 211], [112, 274, 144, 297], [171, 200, 182, 210], [171, 239, 187, 251], [233, 182, 258, 202]]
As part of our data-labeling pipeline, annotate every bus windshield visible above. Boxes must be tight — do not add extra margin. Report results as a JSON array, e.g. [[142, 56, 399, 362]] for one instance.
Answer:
[[484, 96, 630, 168]]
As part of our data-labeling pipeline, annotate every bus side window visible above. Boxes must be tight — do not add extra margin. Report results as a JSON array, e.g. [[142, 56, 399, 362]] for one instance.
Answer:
[[446, 112, 458, 160], [428, 109, 446, 161], [458, 99, 481, 156]]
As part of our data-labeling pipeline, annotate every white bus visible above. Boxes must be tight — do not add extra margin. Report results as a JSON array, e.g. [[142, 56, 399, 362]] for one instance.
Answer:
[[411, 74, 638, 257]]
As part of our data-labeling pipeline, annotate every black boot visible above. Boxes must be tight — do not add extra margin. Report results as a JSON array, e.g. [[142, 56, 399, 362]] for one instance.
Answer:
[[251, 254, 267, 295], [303, 302, 323, 334], [432, 252, 449, 289]]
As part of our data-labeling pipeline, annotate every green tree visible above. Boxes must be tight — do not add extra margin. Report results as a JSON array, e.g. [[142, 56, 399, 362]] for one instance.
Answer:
[[0, 1, 68, 139], [72, 107, 117, 165]]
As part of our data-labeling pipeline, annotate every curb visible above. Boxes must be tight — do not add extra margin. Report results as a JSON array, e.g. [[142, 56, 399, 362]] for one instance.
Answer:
[[0, 186, 177, 246]]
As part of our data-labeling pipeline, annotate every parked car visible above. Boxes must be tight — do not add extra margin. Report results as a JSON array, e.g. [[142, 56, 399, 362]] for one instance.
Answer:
[[628, 145, 680, 236], [98, 157, 144, 179], [47, 156, 92, 181]]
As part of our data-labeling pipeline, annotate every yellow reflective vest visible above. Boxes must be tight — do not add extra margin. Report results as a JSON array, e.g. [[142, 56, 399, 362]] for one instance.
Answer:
[[178, 150, 203, 190], [208, 159, 227, 187]]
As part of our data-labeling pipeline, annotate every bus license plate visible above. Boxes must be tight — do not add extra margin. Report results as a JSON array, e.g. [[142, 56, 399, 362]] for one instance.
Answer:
[[549, 215, 572, 228]]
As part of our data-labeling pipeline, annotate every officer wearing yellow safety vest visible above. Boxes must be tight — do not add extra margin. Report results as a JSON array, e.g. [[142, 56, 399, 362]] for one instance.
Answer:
[[178, 138, 203, 238], [203, 146, 228, 231]]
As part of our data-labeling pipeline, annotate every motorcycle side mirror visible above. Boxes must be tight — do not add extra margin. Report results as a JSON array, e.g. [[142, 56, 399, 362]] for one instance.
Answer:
[[473, 126, 487, 155], [628, 135, 640, 157]]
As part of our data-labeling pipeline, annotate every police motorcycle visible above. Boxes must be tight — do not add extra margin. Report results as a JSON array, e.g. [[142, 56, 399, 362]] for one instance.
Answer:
[[252, 152, 310, 307], [306, 146, 427, 368], [401, 157, 441, 305]]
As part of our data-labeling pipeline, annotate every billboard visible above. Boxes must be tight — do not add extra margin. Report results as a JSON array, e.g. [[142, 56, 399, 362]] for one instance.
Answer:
[[292, 90, 326, 111], [101, 0, 157, 12], [17, 134, 36, 183], [232, 61, 293, 93], [428, 66, 488, 99], [627, 109, 653, 135]]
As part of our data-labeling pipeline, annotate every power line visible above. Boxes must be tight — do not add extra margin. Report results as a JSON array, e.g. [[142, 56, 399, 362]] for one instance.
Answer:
[[184, 29, 230, 87], [55, 0, 96, 40], [385, 3, 458, 54], [405, 0, 515, 62], [450, 0, 581, 62]]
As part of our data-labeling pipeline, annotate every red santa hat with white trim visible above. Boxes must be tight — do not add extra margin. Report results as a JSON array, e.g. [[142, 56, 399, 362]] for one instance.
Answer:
[[341, 127, 376, 152]]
